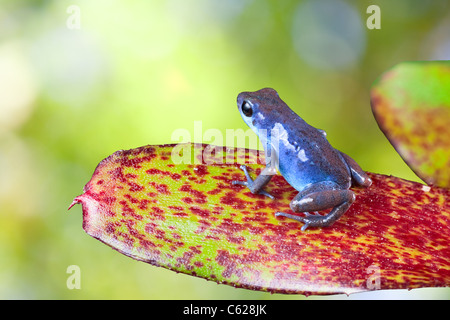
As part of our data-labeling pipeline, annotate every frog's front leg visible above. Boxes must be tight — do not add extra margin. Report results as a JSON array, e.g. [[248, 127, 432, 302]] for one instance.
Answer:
[[232, 165, 274, 199], [275, 181, 355, 231]]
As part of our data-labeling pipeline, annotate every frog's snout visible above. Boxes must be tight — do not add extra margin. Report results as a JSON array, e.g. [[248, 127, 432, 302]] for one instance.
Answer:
[[236, 92, 247, 108]]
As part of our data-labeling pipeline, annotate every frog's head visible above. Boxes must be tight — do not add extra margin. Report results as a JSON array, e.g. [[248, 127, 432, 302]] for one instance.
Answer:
[[236, 88, 284, 133]]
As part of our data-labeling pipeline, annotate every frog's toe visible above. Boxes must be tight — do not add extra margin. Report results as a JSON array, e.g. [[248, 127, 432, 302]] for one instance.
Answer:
[[233, 165, 253, 186], [259, 190, 275, 199], [239, 165, 252, 179], [232, 179, 273, 198], [275, 212, 326, 231], [303, 211, 320, 216], [275, 212, 305, 222], [301, 223, 310, 232]]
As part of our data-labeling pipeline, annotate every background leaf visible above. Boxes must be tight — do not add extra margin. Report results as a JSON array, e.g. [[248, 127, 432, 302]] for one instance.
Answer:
[[70, 143, 450, 295], [371, 61, 450, 188]]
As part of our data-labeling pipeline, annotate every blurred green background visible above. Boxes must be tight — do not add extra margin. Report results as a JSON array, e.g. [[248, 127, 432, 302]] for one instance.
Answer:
[[0, 0, 449, 299]]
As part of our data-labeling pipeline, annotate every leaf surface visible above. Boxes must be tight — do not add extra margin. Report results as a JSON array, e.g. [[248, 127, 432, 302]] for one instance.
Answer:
[[70, 143, 450, 295], [371, 61, 450, 188]]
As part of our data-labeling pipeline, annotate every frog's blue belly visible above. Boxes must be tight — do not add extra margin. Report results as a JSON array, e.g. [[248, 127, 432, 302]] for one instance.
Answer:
[[276, 144, 351, 192]]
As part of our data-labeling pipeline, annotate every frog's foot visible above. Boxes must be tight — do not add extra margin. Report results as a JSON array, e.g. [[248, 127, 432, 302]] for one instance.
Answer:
[[276, 182, 356, 231], [276, 196, 354, 231], [275, 212, 325, 231], [232, 165, 274, 199]]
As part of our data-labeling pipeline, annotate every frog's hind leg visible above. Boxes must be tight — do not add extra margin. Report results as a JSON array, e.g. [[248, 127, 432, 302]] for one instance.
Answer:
[[338, 151, 372, 188], [275, 181, 355, 231]]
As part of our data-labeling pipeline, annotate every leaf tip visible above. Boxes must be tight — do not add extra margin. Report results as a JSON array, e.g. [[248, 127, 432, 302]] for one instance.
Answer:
[[68, 196, 82, 211]]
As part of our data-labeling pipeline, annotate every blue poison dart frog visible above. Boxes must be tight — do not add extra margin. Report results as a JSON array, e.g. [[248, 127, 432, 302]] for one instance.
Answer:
[[232, 88, 372, 231]]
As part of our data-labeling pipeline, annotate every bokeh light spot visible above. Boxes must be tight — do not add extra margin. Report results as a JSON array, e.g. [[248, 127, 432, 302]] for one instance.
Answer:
[[0, 42, 37, 134], [29, 28, 106, 107], [292, 0, 366, 70]]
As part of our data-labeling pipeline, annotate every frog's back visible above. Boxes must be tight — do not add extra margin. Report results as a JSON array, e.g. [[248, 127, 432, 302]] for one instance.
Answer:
[[275, 119, 351, 191]]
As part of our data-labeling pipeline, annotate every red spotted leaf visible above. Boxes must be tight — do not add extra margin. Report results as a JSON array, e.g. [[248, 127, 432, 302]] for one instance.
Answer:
[[69, 143, 450, 295], [371, 61, 450, 188]]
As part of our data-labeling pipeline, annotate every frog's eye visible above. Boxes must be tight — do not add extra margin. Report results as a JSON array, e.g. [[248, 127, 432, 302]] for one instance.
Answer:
[[241, 100, 253, 117]]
